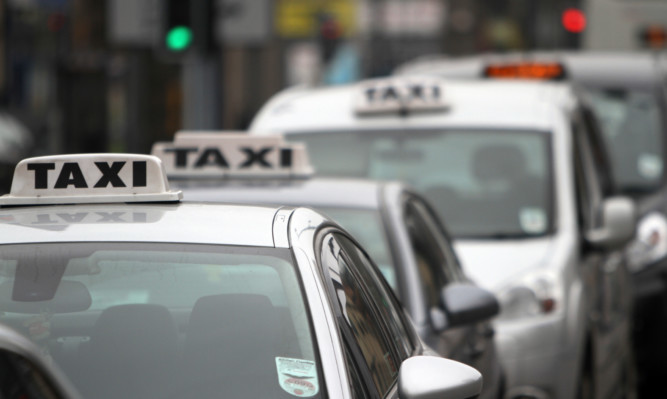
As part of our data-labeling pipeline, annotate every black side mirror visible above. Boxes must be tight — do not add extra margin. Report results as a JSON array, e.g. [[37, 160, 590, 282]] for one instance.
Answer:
[[432, 283, 499, 330]]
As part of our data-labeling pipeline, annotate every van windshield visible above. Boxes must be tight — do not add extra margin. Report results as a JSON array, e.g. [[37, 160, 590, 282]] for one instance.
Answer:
[[585, 88, 665, 194], [291, 129, 553, 239]]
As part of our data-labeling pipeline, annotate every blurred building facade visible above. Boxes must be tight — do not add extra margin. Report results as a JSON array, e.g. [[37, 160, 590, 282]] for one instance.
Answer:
[[0, 0, 592, 162]]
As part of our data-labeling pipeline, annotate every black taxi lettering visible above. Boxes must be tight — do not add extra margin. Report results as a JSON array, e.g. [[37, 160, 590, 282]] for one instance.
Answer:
[[239, 147, 271, 168], [365, 84, 440, 105], [165, 146, 293, 169], [194, 148, 229, 168], [26, 161, 147, 189]]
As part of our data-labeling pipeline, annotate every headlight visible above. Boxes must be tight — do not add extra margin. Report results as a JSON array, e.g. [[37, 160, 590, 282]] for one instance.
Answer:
[[627, 212, 667, 273], [497, 272, 560, 321]]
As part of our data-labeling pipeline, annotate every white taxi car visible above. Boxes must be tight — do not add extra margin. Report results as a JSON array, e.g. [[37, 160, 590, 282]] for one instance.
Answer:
[[0, 153, 482, 399], [249, 77, 637, 399]]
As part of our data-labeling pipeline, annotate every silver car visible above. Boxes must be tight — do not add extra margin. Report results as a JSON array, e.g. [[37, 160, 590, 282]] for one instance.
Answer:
[[0, 153, 482, 399], [170, 173, 504, 399]]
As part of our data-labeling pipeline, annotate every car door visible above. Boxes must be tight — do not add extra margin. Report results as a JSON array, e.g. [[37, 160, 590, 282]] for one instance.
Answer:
[[402, 195, 500, 399], [318, 230, 418, 399], [573, 107, 633, 398]]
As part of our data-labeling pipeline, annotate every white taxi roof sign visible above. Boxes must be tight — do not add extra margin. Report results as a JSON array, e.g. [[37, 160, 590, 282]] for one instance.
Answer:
[[0, 154, 182, 206], [151, 131, 315, 178], [355, 78, 448, 115]]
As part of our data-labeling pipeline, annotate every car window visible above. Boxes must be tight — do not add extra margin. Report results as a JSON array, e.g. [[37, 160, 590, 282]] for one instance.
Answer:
[[343, 341, 372, 399], [581, 105, 615, 197], [409, 196, 466, 281], [573, 113, 605, 230], [318, 207, 397, 290], [585, 87, 665, 194], [335, 234, 415, 358], [319, 233, 401, 397], [0, 242, 323, 399], [404, 199, 454, 309], [291, 129, 554, 239]]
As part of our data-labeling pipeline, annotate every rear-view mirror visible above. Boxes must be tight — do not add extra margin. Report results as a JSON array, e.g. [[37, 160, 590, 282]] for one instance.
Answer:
[[0, 280, 92, 314], [398, 356, 482, 399]]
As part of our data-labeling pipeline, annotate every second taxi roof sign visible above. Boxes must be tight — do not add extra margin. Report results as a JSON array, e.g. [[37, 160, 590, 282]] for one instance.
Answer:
[[151, 132, 314, 179]]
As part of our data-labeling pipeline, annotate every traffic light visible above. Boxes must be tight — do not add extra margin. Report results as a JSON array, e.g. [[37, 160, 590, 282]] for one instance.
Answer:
[[561, 8, 586, 34], [160, 0, 213, 58], [163, 0, 193, 53], [319, 14, 342, 64]]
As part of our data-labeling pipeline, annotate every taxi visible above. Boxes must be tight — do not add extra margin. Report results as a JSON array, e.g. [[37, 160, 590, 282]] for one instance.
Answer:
[[0, 153, 483, 399], [249, 77, 637, 399], [397, 52, 667, 393], [152, 133, 504, 399]]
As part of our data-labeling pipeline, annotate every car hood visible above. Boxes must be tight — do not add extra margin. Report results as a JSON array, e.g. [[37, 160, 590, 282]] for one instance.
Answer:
[[453, 236, 556, 291]]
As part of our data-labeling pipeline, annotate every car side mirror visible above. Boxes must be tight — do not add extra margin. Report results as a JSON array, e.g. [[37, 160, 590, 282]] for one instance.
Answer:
[[431, 283, 499, 331], [398, 356, 482, 399], [0, 324, 80, 399], [586, 196, 636, 250]]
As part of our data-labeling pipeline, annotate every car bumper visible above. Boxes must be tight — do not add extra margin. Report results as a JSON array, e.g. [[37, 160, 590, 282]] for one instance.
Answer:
[[494, 314, 578, 399]]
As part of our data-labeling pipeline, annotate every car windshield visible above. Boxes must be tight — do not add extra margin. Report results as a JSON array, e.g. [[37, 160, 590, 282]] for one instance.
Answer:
[[0, 243, 323, 399], [585, 88, 665, 194], [318, 207, 397, 290], [291, 129, 553, 239]]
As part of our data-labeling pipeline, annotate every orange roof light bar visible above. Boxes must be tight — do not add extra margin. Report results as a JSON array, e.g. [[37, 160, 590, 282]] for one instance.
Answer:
[[483, 62, 567, 80]]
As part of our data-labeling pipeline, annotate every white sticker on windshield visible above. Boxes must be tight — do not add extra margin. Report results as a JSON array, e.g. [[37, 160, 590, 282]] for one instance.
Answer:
[[638, 153, 663, 180], [519, 208, 547, 234], [276, 357, 319, 397]]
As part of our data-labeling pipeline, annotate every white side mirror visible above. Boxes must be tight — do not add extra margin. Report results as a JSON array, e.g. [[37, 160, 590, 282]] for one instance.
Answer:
[[398, 356, 482, 399], [587, 196, 636, 250]]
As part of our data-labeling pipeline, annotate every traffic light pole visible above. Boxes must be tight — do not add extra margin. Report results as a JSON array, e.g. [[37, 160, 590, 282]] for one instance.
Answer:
[[182, 53, 220, 129]]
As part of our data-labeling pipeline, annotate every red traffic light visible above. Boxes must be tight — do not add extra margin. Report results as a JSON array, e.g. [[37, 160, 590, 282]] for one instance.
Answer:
[[562, 8, 586, 33]]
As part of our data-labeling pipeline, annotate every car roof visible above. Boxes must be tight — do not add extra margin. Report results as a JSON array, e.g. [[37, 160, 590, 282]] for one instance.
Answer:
[[175, 177, 399, 210], [395, 51, 664, 90], [0, 202, 283, 247], [250, 78, 574, 134]]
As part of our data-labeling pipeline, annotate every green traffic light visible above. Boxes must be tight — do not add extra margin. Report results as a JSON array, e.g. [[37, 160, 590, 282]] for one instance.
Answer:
[[166, 26, 192, 51]]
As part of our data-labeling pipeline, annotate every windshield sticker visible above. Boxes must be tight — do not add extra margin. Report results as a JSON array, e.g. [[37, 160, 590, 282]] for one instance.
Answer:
[[519, 208, 547, 234], [276, 357, 319, 397], [638, 153, 663, 180]]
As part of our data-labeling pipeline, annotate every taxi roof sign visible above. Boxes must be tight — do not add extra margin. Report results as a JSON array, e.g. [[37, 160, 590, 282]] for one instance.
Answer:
[[0, 154, 182, 206], [151, 132, 315, 178], [355, 78, 448, 115], [483, 62, 567, 80]]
